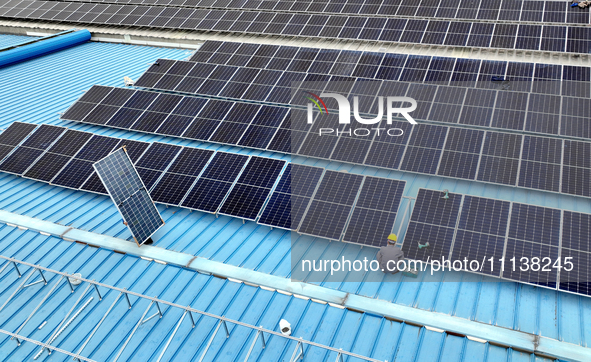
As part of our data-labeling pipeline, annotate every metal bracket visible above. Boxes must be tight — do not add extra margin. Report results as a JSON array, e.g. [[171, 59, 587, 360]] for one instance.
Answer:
[[290, 340, 304, 362]]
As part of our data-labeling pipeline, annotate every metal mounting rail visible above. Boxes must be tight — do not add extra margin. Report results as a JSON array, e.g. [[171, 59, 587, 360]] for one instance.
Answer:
[[0, 29, 76, 53], [0, 329, 96, 362], [0, 256, 385, 362]]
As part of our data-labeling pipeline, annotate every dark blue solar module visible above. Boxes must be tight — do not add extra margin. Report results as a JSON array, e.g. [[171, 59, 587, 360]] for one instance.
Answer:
[[411, 189, 462, 228], [298, 200, 354, 241], [180, 152, 249, 212], [22, 153, 72, 182], [46, 130, 93, 157], [451, 196, 511, 276], [403, 222, 456, 262], [312, 171, 364, 206], [219, 157, 285, 220], [343, 208, 399, 246], [401, 188, 462, 261], [21, 124, 64, 150], [508, 203, 561, 247], [0, 145, 14, 162], [458, 196, 510, 236], [298, 171, 364, 240], [560, 212, 591, 296], [136, 142, 182, 171], [165, 147, 215, 177], [502, 237, 559, 289], [400, 124, 448, 175], [150, 148, 214, 206], [51, 159, 95, 189], [218, 183, 274, 220], [562, 211, 591, 252], [343, 177, 406, 247], [437, 128, 484, 180], [0, 122, 37, 147], [451, 230, 506, 276], [74, 136, 121, 162], [259, 164, 324, 230], [477, 132, 522, 186], [0, 147, 44, 175]]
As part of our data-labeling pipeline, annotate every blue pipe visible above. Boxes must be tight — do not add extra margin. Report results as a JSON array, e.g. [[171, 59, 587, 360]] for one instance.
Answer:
[[0, 29, 91, 68]]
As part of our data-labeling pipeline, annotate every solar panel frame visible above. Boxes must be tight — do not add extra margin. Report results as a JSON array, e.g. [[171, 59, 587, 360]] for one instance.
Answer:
[[342, 177, 406, 247], [298, 170, 364, 240], [94, 147, 165, 245]]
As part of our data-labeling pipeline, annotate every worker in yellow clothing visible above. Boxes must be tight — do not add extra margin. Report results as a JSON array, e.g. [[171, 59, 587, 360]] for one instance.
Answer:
[[376, 234, 405, 274]]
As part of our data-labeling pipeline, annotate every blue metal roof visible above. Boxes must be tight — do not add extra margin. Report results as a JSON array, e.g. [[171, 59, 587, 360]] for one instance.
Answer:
[[0, 34, 36, 49], [0, 33, 589, 359], [0, 223, 554, 362]]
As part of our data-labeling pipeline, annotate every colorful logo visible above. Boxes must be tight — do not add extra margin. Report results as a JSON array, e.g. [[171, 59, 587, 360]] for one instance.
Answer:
[[304, 92, 329, 115]]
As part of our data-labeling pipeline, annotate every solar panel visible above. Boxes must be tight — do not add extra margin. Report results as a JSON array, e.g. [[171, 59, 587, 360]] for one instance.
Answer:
[[0, 124, 65, 176], [4, 2, 587, 54], [94, 148, 164, 245], [437, 128, 484, 180], [149, 148, 215, 206], [64, 81, 591, 198], [0, 122, 37, 147], [343, 177, 406, 247], [0, 147, 44, 176], [477, 132, 522, 186], [51, 135, 121, 190], [180, 152, 249, 213], [400, 124, 448, 175], [402, 188, 462, 262], [298, 171, 363, 240], [259, 164, 324, 230], [561, 211, 591, 296], [219, 157, 285, 220], [452, 196, 510, 276]]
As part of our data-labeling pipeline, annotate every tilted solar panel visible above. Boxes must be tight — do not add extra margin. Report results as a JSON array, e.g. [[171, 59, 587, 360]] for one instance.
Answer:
[[94, 147, 165, 245]]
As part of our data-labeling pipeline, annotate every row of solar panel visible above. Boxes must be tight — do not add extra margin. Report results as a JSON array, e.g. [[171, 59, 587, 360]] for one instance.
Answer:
[[402, 188, 591, 297], [1, 1, 589, 54], [131, 59, 590, 138], [0, 122, 406, 246], [61, 85, 591, 198], [191, 40, 591, 99], [94, 148, 164, 244], [40, 0, 591, 24]]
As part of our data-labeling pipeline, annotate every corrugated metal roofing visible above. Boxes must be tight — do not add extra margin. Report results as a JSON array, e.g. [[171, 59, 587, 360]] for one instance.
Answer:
[[0, 33, 589, 358], [0, 224, 554, 362], [0, 34, 35, 49]]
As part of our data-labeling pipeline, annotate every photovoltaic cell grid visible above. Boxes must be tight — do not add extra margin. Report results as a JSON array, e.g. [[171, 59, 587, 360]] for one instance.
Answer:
[[1, 1, 590, 54], [258, 163, 322, 230], [30, 0, 591, 25], [191, 40, 591, 99], [0, 122, 406, 245], [62, 85, 591, 199], [0, 122, 37, 161], [260, 165, 406, 245], [128, 58, 591, 139], [403, 188, 591, 297], [298, 171, 362, 241], [402, 189, 462, 263], [94, 148, 164, 245], [62, 85, 290, 151], [218, 157, 285, 220]]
